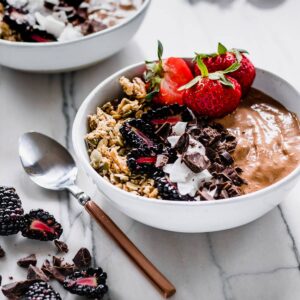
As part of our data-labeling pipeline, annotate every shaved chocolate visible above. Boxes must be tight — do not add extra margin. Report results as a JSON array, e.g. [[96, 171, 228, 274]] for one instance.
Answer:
[[41, 259, 53, 278], [174, 133, 189, 154], [54, 240, 69, 253], [155, 123, 171, 140], [52, 256, 63, 267], [183, 152, 210, 173], [219, 151, 234, 165], [27, 265, 49, 282], [198, 189, 214, 201], [0, 275, 2, 286], [72, 248, 91, 269], [17, 254, 37, 268], [2, 280, 39, 298], [0, 246, 5, 258]]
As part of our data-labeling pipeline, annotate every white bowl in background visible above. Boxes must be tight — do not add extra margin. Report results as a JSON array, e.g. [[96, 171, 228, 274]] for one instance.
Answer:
[[72, 60, 300, 233], [0, 0, 151, 72]]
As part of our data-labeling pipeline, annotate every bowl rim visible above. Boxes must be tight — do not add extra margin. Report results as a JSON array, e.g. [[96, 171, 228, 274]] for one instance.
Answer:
[[0, 0, 151, 47], [72, 60, 300, 207]]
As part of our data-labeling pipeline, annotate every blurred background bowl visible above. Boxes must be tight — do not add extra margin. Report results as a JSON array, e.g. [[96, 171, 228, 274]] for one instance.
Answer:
[[0, 0, 151, 72]]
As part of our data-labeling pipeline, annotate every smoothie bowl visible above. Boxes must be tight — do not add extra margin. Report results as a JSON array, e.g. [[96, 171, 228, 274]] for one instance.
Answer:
[[0, 0, 150, 72], [72, 42, 300, 232]]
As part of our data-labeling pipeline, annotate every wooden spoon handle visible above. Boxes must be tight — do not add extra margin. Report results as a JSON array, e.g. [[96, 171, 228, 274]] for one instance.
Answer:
[[85, 200, 176, 298]]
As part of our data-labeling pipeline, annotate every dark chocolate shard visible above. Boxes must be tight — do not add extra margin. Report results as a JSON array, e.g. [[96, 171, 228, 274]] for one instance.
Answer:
[[2, 280, 39, 298], [155, 123, 171, 141], [72, 248, 91, 269], [54, 240, 69, 253], [17, 254, 37, 268], [52, 256, 63, 267], [0, 275, 2, 286], [51, 268, 65, 283], [0, 246, 5, 258], [174, 133, 189, 154], [223, 168, 245, 186], [183, 152, 210, 173], [219, 151, 234, 165], [41, 259, 53, 278], [27, 265, 49, 282], [198, 189, 214, 201]]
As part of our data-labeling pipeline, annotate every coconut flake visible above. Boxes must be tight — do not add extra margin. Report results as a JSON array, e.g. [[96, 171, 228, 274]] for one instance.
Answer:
[[163, 158, 192, 183], [58, 24, 83, 42], [167, 136, 180, 148], [172, 122, 187, 136]]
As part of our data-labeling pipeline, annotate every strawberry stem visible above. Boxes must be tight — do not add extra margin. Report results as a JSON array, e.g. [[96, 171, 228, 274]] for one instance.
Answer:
[[196, 56, 209, 78]]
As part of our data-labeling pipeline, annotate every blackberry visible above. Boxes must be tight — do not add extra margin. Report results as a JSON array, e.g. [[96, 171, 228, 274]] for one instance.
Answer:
[[127, 148, 162, 176], [22, 281, 61, 300], [154, 177, 195, 201], [21, 209, 62, 241], [63, 268, 108, 299], [142, 104, 195, 125], [0, 186, 24, 235], [120, 119, 162, 152]]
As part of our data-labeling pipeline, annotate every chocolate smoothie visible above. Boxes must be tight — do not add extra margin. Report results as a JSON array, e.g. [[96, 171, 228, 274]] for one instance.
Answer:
[[218, 88, 300, 194]]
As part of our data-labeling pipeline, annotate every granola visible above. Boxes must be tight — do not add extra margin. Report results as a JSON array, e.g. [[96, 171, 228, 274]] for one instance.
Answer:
[[86, 77, 159, 198]]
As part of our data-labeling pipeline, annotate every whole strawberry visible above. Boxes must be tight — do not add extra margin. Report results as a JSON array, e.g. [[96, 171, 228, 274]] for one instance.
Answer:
[[181, 56, 242, 118], [144, 41, 193, 105], [194, 43, 255, 95]]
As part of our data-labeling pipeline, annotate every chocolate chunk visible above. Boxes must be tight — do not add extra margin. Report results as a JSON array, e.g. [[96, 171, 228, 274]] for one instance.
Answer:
[[0, 246, 5, 258], [0, 275, 2, 286], [72, 248, 91, 269], [174, 133, 189, 154], [201, 127, 221, 146], [187, 126, 202, 139], [81, 19, 107, 35], [155, 154, 169, 168], [52, 256, 63, 267], [223, 168, 245, 186], [51, 268, 65, 283], [198, 189, 214, 201], [219, 151, 234, 165], [183, 152, 210, 173], [17, 254, 37, 268], [41, 259, 53, 278], [27, 265, 49, 282], [2, 280, 39, 298], [155, 123, 171, 140], [54, 240, 69, 253]]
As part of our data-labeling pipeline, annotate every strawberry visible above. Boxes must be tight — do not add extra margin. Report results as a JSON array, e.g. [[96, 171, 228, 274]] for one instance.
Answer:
[[144, 41, 193, 105], [181, 56, 242, 118], [194, 43, 255, 95]]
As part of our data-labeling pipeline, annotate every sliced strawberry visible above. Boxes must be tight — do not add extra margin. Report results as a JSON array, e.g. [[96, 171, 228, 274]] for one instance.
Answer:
[[136, 157, 157, 164], [145, 41, 193, 106]]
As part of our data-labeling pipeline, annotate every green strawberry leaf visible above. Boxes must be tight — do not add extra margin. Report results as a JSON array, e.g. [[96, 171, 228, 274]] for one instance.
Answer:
[[223, 61, 241, 73], [146, 88, 159, 100], [234, 48, 249, 54], [218, 42, 227, 55], [178, 76, 201, 91], [157, 40, 163, 62], [217, 73, 234, 88], [196, 55, 209, 77]]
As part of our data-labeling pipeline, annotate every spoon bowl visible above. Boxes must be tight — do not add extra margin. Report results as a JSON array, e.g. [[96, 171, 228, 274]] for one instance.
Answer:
[[19, 132, 77, 191]]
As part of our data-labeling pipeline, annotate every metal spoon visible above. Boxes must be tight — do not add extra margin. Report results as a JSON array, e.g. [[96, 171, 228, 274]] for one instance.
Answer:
[[19, 132, 176, 298]]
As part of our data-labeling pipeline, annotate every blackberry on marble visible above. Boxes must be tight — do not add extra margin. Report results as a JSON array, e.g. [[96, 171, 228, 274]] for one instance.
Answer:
[[63, 268, 108, 299], [21, 209, 62, 241], [22, 281, 61, 300], [0, 186, 24, 236]]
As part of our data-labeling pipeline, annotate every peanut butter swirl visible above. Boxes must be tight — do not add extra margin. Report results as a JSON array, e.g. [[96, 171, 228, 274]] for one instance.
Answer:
[[218, 88, 300, 194]]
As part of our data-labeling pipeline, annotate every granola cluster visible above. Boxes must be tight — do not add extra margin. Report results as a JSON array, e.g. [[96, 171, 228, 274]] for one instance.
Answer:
[[86, 77, 159, 198]]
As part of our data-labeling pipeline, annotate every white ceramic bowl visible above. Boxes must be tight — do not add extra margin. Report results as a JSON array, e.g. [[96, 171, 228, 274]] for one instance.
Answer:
[[72, 60, 300, 233], [0, 0, 151, 72]]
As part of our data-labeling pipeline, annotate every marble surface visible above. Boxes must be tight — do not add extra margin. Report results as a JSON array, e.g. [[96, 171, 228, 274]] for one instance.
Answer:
[[1, 0, 300, 299]]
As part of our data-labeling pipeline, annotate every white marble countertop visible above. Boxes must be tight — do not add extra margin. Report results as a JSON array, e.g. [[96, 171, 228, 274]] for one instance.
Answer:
[[1, 0, 300, 299]]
